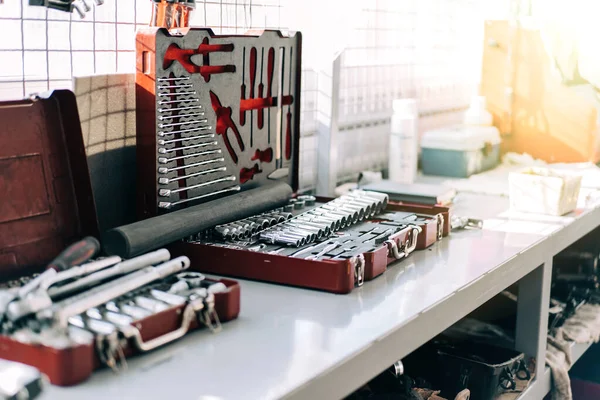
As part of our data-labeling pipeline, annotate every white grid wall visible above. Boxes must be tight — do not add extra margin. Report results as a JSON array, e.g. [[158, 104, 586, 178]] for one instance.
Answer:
[[0, 0, 326, 190], [0, 0, 509, 191], [0, 0, 284, 98], [332, 0, 509, 183]]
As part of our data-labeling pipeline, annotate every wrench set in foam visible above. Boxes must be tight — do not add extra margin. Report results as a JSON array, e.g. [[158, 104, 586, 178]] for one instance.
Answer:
[[136, 28, 301, 216], [0, 91, 240, 386]]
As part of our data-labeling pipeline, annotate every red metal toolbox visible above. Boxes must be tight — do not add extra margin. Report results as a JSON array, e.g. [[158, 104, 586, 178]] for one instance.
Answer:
[[0, 90, 240, 386], [130, 28, 446, 294]]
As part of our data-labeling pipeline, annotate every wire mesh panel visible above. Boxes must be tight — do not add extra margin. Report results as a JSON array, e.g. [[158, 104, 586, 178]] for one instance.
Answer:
[[330, 0, 510, 184], [0, 0, 511, 193], [0, 0, 285, 100]]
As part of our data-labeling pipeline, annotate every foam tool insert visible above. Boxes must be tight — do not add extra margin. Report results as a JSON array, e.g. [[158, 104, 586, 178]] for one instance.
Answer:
[[136, 28, 302, 218]]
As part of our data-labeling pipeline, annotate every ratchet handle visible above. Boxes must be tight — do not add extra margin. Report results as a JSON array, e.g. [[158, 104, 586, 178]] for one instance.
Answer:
[[47, 236, 100, 272]]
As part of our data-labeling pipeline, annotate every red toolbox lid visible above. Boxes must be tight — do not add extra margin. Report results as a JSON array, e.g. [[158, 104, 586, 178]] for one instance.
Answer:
[[136, 27, 302, 218], [0, 90, 99, 277]]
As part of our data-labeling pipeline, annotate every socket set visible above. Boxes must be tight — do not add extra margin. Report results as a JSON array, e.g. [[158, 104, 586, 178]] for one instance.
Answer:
[[170, 191, 446, 293], [0, 248, 240, 386], [136, 28, 302, 217], [0, 91, 240, 386]]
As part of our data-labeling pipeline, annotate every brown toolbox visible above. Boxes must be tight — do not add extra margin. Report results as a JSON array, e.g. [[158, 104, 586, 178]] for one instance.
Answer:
[[0, 90, 240, 386], [128, 28, 446, 294]]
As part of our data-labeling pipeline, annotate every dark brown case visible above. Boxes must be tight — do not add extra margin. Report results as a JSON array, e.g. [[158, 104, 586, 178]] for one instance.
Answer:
[[0, 91, 241, 386], [0, 90, 99, 278]]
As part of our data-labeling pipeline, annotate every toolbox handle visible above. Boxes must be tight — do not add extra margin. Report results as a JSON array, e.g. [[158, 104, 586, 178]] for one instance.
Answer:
[[499, 367, 516, 390], [385, 225, 421, 260], [122, 301, 202, 352]]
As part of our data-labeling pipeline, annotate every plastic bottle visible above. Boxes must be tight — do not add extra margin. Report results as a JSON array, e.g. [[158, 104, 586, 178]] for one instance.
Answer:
[[464, 96, 493, 126], [388, 98, 418, 184]]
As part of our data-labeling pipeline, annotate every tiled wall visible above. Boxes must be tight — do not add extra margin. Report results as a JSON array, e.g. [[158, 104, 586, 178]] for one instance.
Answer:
[[0, 0, 510, 194]]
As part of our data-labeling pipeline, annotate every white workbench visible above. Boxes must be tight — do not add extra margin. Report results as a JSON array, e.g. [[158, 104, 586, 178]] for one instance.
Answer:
[[42, 190, 600, 400]]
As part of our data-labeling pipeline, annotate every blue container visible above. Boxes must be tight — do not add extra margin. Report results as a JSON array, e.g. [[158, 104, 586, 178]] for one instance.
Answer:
[[420, 126, 501, 178]]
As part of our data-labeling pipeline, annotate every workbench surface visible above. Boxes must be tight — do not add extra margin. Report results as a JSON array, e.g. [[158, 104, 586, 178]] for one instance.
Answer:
[[42, 189, 600, 400]]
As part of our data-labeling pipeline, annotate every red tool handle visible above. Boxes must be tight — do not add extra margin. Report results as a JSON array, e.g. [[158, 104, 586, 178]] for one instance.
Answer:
[[243, 47, 257, 127], [257, 88, 264, 129], [240, 164, 262, 184], [285, 110, 292, 160], [251, 148, 273, 163], [266, 47, 275, 98], [257, 48, 265, 129], [249, 47, 257, 99], [240, 82, 246, 126], [47, 237, 100, 272]]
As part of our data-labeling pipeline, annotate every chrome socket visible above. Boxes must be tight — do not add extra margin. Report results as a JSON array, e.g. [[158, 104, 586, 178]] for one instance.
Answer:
[[291, 217, 335, 233], [331, 199, 374, 217], [320, 204, 361, 224], [284, 222, 328, 239], [244, 217, 271, 229], [342, 195, 384, 214], [261, 213, 286, 224], [259, 232, 305, 247], [306, 211, 347, 229], [350, 190, 389, 209]]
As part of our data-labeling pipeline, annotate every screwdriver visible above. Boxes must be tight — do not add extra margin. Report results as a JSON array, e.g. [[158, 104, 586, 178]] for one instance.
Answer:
[[150, 0, 195, 29], [18, 236, 100, 298], [0, 236, 100, 320]]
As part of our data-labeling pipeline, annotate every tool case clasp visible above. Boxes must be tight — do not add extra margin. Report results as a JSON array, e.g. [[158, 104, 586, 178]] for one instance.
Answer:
[[352, 255, 365, 287]]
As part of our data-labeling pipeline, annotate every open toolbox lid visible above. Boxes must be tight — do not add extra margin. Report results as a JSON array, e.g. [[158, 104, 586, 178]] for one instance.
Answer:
[[136, 27, 302, 218], [0, 90, 99, 277]]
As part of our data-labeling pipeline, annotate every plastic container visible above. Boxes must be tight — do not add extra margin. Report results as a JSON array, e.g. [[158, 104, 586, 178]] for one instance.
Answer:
[[420, 125, 501, 178], [509, 167, 582, 216], [464, 95, 493, 126], [436, 342, 528, 400], [388, 98, 418, 184]]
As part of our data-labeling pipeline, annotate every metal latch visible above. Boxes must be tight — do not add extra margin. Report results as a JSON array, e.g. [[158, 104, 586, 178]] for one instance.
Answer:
[[351, 255, 365, 287], [385, 239, 406, 260], [385, 224, 422, 260], [435, 213, 444, 240], [451, 215, 483, 231], [406, 224, 422, 254]]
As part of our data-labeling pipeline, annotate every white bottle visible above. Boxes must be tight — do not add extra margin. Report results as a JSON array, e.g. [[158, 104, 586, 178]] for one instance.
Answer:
[[464, 96, 493, 126], [388, 98, 418, 184]]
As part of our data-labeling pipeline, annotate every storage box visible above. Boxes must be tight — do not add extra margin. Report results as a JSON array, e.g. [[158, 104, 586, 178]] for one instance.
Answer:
[[420, 125, 501, 178], [509, 167, 582, 216], [436, 342, 527, 400]]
